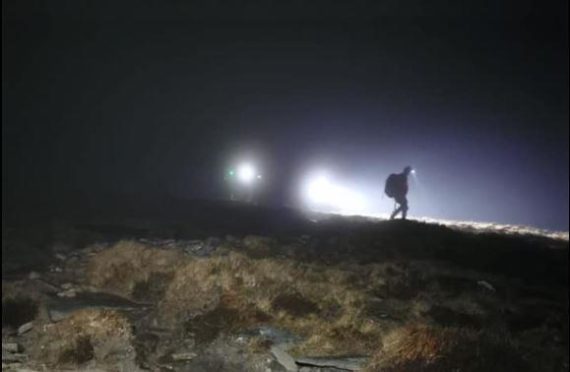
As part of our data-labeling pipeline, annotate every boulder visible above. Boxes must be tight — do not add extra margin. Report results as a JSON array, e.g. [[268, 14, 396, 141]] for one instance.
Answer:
[[18, 322, 34, 335]]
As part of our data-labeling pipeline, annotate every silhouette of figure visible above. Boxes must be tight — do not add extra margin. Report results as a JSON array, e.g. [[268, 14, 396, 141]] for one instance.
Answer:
[[385, 166, 413, 220]]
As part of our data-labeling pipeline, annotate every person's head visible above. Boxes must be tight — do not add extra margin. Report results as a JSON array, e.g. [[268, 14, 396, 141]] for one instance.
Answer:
[[403, 166, 413, 175]]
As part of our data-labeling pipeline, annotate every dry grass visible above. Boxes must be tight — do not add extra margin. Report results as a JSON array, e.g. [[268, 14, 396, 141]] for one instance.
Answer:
[[87, 240, 187, 298], [379, 324, 463, 364], [84, 242, 423, 357], [3, 210, 566, 372], [366, 324, 528, 372], [156, 250, 385, 356], [30, 309, 137, 369], [82, 239, 565, 369]]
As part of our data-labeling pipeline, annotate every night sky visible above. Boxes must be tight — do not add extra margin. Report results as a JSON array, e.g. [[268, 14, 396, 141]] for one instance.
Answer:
[[3, 0, 569, 230]]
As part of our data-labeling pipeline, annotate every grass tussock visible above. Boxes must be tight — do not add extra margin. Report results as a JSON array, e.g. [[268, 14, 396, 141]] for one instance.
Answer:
[[87, 240, 187, 298], [30, 309, 136, 368], [83, 239, 566, 367], [85, 242, 423, 357], [366, 324, 529, 372], [380, 324, 461, 364], [156, 250, 385, 356]]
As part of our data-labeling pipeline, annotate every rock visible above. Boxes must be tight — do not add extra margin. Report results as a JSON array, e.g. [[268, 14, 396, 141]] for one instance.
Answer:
[[171, 352, 198, 361], [2, 351, 26, 363], [49, 265, 63, 273], [299, 367, 345, 372], [61, 283, 74, 290], [55, 253, 67, 261], [48, 291, 150, 322], [477, 280, 496, 292], [183, 240, 204, 254], [2, 362, 23, 370], [81, 246, 96, 255], [28, 271, 41, 280], [237, 326, 301, 349], [48, 309, 69, 322], [257, 326, 301, 345], [266, 359, 288, 372], [17, 322, 34, 335], [2, 343, 20, 353], [34, 279, 60, 293], [270, 345, 298, 372], [57, 289, 77, 298], [199, 237, 222, 256], [296, 356, 369, 371]]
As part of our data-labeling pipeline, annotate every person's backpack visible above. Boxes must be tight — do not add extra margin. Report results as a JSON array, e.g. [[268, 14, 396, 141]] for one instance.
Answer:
[[384, 174, 398, 198]]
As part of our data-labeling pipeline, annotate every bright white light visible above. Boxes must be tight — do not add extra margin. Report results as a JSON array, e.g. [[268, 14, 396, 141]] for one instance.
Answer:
[[306, 174, 335, 205], [335, 186, 366, 212], [237, 163, 256, 184], [302, 171, 367, 213]]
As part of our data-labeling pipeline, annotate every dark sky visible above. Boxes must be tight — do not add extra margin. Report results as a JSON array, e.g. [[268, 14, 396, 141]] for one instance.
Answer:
[[2, 0, 569, 230]]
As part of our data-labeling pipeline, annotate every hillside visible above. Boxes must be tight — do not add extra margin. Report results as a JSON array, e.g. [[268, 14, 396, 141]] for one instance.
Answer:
[[2, 201, 568, 371]]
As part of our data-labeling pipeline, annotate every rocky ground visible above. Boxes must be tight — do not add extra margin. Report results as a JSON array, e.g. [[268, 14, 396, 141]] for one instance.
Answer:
[[2, 202, 569, 371]]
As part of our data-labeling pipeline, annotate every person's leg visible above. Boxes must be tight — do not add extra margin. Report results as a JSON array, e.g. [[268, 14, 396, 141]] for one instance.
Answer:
[[401, 197, 408, 219], [390, 205, 402, 220], [391, 196, 404, 219]]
